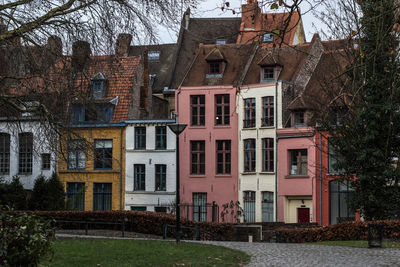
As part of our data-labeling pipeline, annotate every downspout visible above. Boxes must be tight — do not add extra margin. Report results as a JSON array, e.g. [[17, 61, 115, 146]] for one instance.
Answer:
[[275, 81, 278, 221], [120, 126, 123, 210], [319, 131, 322, 225]]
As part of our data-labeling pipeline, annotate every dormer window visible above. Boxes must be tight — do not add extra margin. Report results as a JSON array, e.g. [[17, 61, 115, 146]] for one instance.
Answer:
[[209, 61, 222, 74], [263, 67, 274, 80], [91, 72, 107, 99], [148, 51, 160, 61], [263, 33, 273, 43], [216, 39, 226, 45], [293, 110, 306, 127]]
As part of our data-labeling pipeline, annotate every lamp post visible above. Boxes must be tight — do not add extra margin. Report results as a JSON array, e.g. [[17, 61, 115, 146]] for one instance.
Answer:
[[168, 123, 187, 243]]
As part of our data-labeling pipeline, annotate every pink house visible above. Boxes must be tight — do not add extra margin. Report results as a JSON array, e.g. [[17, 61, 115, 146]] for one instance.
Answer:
[[176, 44, 253, 222]]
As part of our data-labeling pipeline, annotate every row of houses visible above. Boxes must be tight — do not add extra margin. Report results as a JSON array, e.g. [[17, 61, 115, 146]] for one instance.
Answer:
[[0, 0, 355, 225]]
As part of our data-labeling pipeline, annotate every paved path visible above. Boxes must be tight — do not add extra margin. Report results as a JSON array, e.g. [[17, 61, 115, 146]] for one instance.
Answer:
[[199, 241, 400, 267]]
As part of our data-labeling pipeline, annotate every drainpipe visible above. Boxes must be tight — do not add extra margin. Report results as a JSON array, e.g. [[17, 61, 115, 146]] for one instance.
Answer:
[[120, 126, 123, 210], [319, 131, 322, 225]]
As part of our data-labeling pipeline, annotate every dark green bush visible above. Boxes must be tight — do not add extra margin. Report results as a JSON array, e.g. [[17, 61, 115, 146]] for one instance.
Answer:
[[0, 177, 27, 210], [30, 173, 65, 210], [0, 210, 54, 266]]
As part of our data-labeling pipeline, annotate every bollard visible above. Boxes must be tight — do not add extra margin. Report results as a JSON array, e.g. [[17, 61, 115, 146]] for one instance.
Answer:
[[248, 235, 253, 243], [276, 231, 281, 243]]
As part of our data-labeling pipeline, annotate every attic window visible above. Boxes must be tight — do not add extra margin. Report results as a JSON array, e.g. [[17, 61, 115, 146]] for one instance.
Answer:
[[91, 72, 107, 99], [216, 39, 226, 45], [209, 62, 221, 74], [263, 67, 274, 80], [263, 33, 273, 43], [148, 51, 160, 61], [293, 110, 306, 127]]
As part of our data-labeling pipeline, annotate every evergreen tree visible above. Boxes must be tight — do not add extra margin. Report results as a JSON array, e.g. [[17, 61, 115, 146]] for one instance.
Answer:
[[0, 177, 27, 210], [30, 175, 50, 210], [327, 0, 400, 220], [46, 173, 65, 210]]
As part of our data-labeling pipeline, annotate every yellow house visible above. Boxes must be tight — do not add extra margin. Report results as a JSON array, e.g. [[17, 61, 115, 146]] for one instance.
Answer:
[[58, 126, 125, 211], [57, 36, 148, 211]]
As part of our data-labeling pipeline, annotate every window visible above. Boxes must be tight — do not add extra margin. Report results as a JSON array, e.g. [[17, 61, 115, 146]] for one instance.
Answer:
[[263, 67, 274, 80], [93, 183, 112, 210], [244, 98, 256, 128], [68, 139, 86, 170], [208, 61, 221, 74], [263, 33, 273, 43], [215, 94, 230, 125], [72, 104, 85, 122], [155, 164, 166, 191], [94, 140, 112, 169], [328, 140, 344, 174], [92, 80, 105, 99], [148, 51, 160, 61], [293, 110, 306, 126], [262, 138, 274, 172], [134, 164, 145, 191], [0, 133, 10, 175], [262, 96, 274, 126], [131, 206, 147, 211], [135, 127, 146, 149], [243, 191, 256, 222], [41, 153, 51, 170], [155, 207, 167, 213], [262, 191, 274, 222], [244, 139, 256, 172], [330, 180, 355, 224], [289, 149, 307, 175], [216, 39, 226, 45], [19, 132, 33, 174], [96, 104, 113, 122], [66, 182, 85, 210], [193, 193, 207, 222], [191, 95, 205, 126], [191, 141, 205, 175], [155, 126, 167, 150], [216, 140, 231, 174]]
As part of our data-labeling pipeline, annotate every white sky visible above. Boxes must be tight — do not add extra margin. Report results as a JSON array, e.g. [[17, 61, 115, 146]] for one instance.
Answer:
[[158, 0, 326, 44]]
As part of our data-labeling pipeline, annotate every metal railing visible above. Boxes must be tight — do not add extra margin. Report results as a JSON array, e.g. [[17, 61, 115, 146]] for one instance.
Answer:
[[53, 220, 125, 237], [162, 224, 215, 241], [180, 202, 219, 222]]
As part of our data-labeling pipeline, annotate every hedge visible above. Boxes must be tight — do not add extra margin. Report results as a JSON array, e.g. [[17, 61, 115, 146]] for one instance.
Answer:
[[277, 220, 400, 243], [12, 210, 235, 241]]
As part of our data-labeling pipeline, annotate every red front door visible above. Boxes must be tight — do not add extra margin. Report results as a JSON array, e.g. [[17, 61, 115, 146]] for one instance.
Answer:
[[297, 208, 310, 223]]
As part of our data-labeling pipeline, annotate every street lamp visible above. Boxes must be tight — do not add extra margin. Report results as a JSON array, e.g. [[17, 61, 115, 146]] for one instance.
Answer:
[[168, 123, 187, 243]]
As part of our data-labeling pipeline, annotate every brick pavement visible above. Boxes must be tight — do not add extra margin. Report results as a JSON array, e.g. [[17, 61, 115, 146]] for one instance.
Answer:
[[199, 241, 400, 267]]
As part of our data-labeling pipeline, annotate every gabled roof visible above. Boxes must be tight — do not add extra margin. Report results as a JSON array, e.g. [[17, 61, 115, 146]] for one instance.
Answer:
[[257, 52, 281, 66], [205, 47, 225, 61]]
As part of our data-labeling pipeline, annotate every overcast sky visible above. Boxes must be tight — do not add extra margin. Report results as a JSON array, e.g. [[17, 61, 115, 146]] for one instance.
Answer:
[[158, 0, 326, 44]]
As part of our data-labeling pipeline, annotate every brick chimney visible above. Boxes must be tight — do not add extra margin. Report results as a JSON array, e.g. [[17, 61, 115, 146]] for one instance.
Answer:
[[115, 33, 132, 57], [241, 0, 261, 29], [72, 40, 91, 72], [46, 35, 62, 56]]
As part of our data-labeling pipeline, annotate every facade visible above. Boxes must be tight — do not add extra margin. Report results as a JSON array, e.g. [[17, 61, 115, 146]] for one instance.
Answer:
[[0, 119, 56, 189], [124, 119, 176, 212]]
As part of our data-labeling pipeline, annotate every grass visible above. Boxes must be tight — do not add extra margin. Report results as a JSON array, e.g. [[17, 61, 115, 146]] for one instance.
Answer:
[[311, 240, 400, 248], [41, 238, 250, 266]]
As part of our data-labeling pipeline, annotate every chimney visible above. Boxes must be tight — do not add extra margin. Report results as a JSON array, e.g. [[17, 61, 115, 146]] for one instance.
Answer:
[[46, 35, 62, 56], [241, 0, 261, 29], [139, 50, 149, 118], [115, 33, 132, 57], [184, 8, 190, 30], [72, 40, 91, 72]]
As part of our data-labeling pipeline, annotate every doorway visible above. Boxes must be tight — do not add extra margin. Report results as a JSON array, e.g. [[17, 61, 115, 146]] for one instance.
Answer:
[[297, 208, 310, 223]]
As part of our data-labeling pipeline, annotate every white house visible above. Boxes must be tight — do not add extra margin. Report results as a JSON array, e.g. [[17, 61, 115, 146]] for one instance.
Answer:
[[124, 119, 176, 212], [0, 117, 57, 189]]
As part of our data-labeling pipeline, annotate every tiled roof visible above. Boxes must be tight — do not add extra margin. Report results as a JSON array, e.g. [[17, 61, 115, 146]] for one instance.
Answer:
[[73, 55, 141, 123]]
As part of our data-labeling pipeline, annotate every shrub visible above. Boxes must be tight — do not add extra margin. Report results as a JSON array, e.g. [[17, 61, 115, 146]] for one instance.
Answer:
[[30, 173, 65, 210], [0, 210, 54, 266], [0, 177, 27, 210], [27, 210, 235, 241], [276, 220, 400, 243]]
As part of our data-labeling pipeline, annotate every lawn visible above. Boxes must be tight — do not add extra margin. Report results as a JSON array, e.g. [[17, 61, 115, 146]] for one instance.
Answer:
[[311, 240, 400, 248], [41, 238, 250, 266]]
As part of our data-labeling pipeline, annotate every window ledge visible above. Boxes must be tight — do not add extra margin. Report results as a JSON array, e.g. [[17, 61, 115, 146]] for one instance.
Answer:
[[241, 172, 257, 175], [126, 191, 175, 195], [206, 73, 223, 79], [260, 126, 275, 129], [60, 169, 120, 173], [260, 171, 275, 175], [189, 126, 206, 129], [242, 127, 257, 130], [189, 175, 206, 178], [214, 125, 231, 129], [285, 175, 309, 179]]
